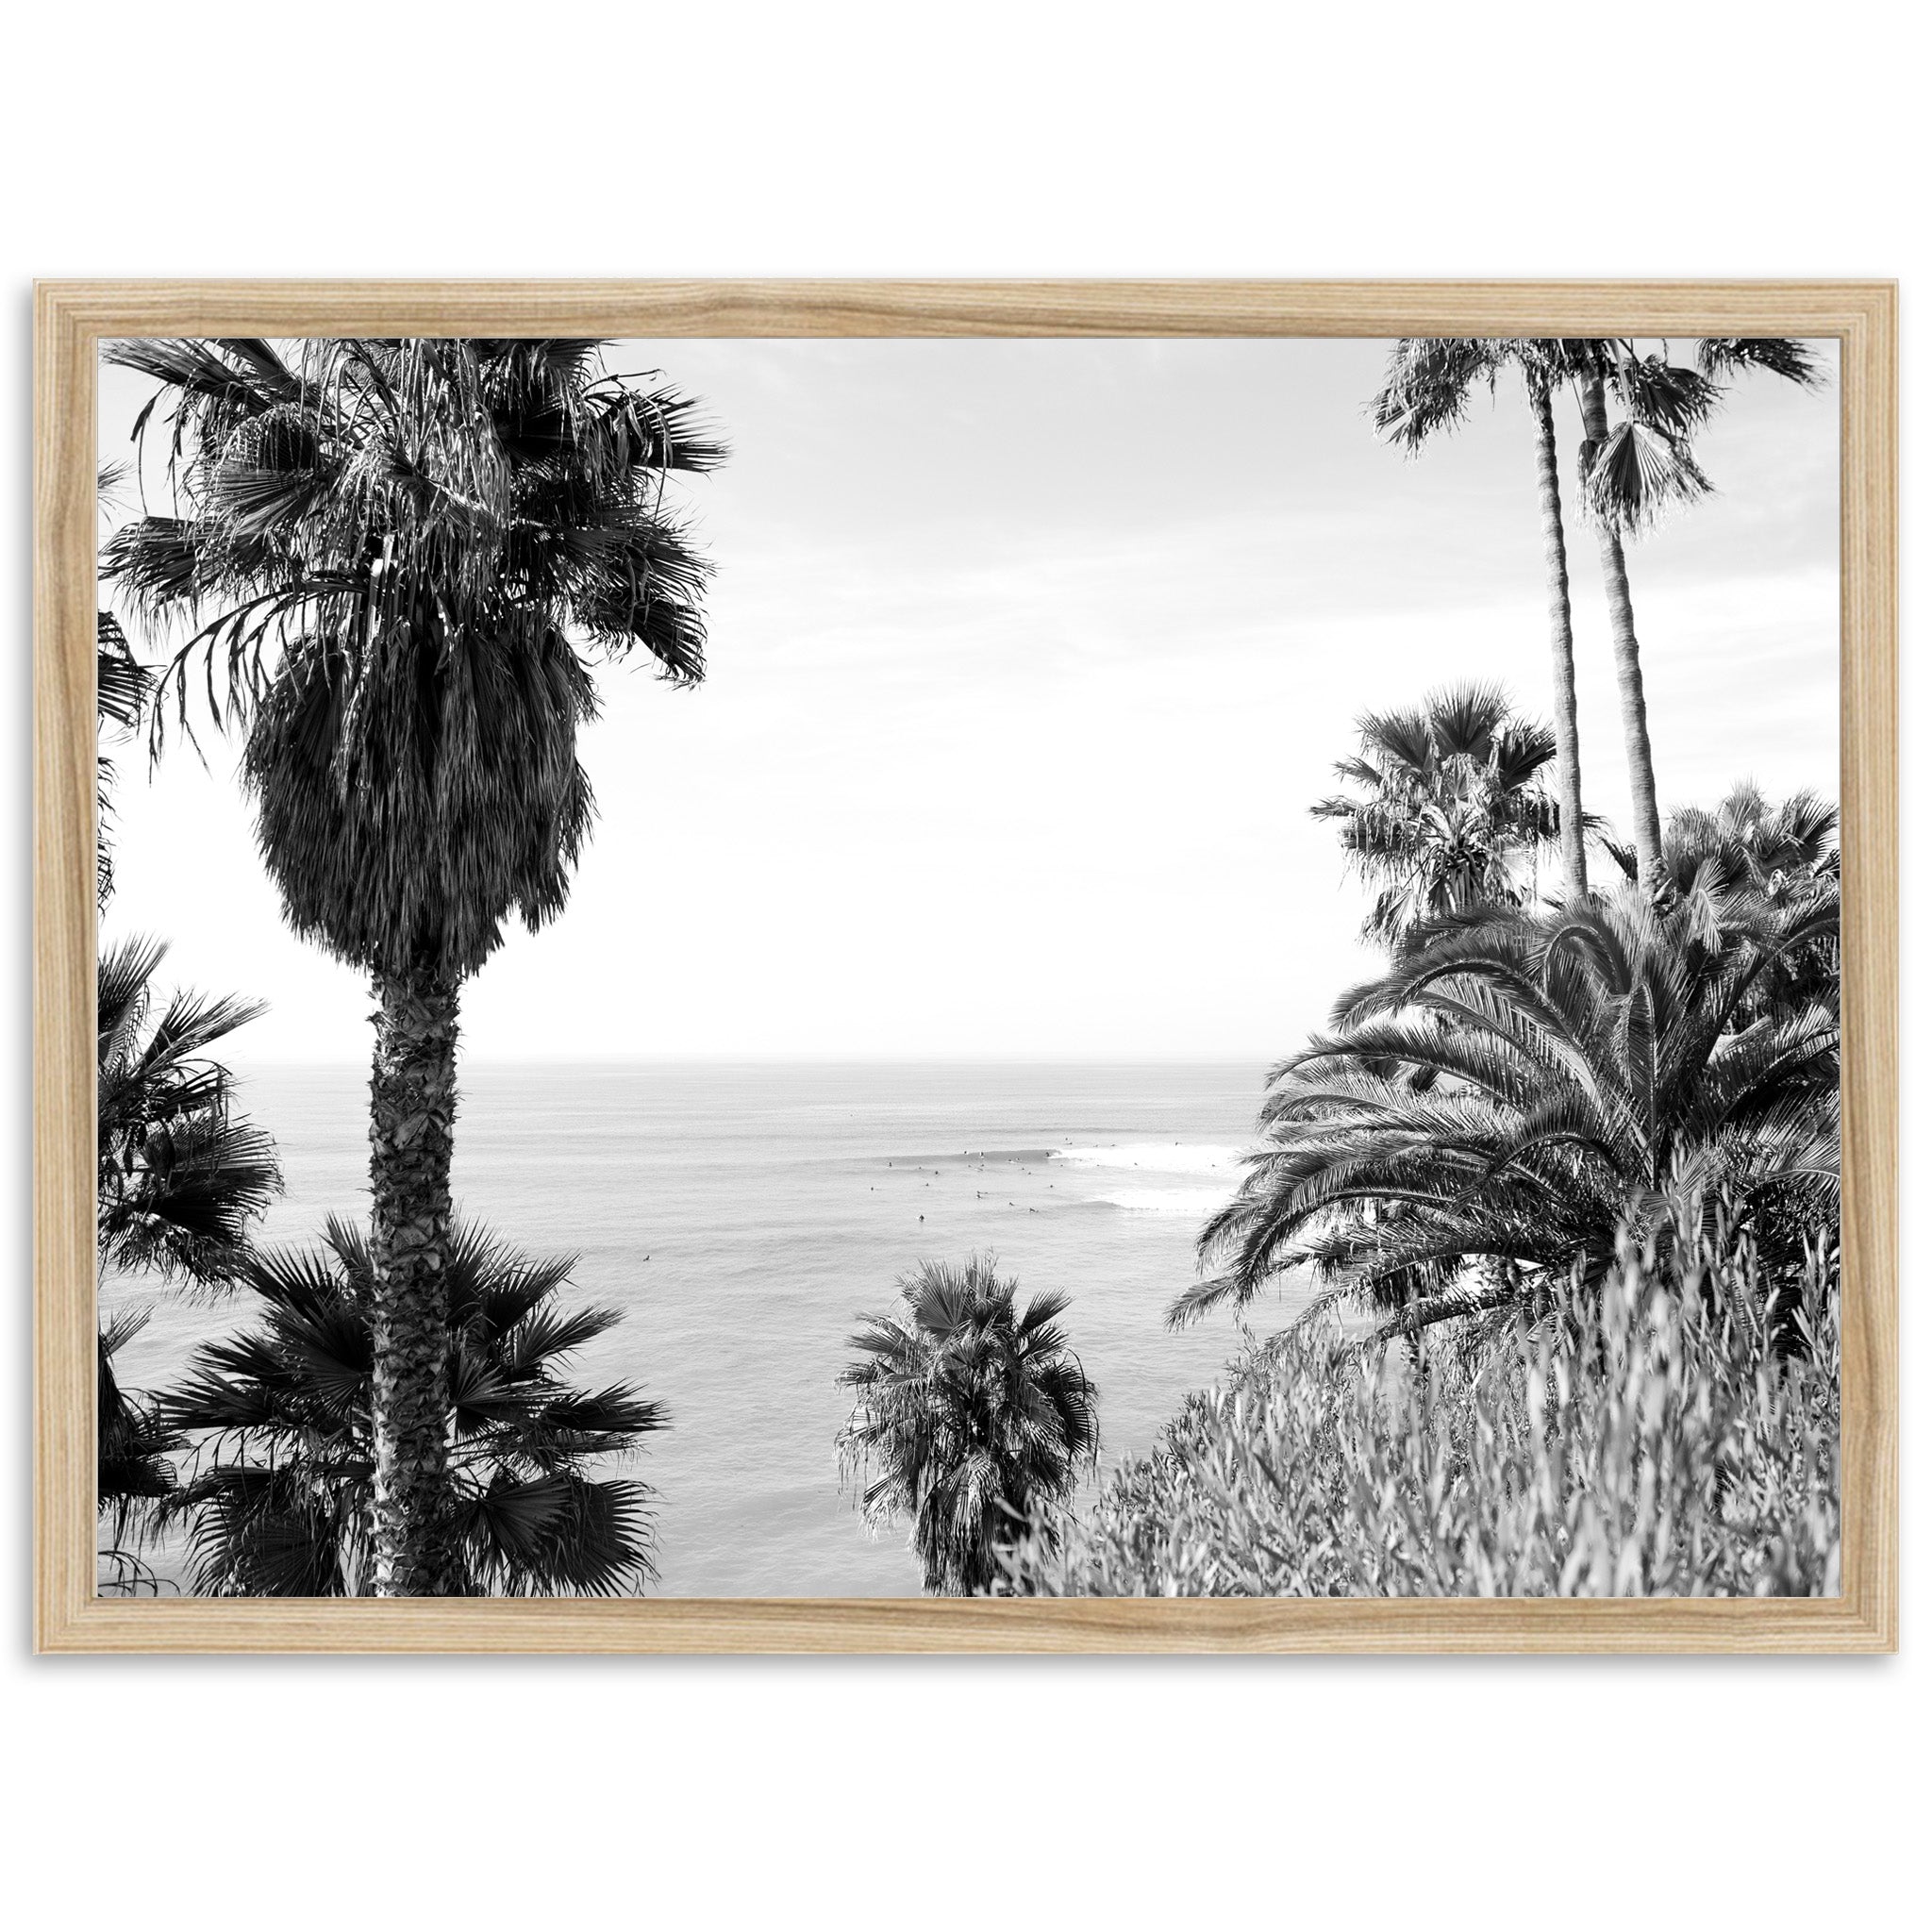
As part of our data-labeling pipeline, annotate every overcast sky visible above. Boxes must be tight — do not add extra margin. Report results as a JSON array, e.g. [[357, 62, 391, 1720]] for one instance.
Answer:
[[96, 337, 1840, 1064]]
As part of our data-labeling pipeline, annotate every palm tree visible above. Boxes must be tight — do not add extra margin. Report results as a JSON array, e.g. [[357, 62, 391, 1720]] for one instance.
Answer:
[[1618, 783, 1840, 1028], [1372, 340, 1592, 898], [1374, 337, 1824, 897], [839, 1256, 1099, 1594], [103, 338, 724, 1593], [164, 1218, 665, 1597], [96, 939, 280, 1590], [96, 603, 275, 1588], [1172, 884, 1840, 1340], [1310, 683, 1566, 954], [97, 937, 282, 1288], [1573, 339, 1822, 894], [1645, 781, 1840, 902]]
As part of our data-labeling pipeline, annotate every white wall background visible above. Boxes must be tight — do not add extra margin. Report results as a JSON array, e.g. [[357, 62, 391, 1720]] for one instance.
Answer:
[[3, 6, 1919, 1926]]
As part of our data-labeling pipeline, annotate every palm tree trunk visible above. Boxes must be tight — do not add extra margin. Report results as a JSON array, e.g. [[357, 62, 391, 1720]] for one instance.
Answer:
[[1578, 375, 1668, 893], [1530, 384, 1588, 899], [367, 962, 461, 1596]]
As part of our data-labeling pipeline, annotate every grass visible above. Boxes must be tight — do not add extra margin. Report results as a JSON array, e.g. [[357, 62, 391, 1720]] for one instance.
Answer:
[[1008, 1193, 1840, 1597]]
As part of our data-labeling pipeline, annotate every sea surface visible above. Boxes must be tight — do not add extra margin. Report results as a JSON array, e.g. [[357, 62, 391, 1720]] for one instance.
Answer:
[[101, 1059, 1314, 1596]]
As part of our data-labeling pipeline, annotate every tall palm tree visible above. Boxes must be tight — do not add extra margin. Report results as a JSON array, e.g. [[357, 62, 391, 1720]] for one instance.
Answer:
[[97, 937, 282, 1288], [1373, 340, 1592, 898], [1172, 884, 1840, 1339], [1573, 339, 1822, 893], [1373, 337, 1824, 897], [839, 1256, 1099, 1594], [103, 338, 724, 1593], [1310, 683, 1566, 954], [165, 1218, 665, 1597]]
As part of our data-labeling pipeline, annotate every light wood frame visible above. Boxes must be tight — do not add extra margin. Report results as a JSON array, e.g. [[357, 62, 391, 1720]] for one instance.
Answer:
[[35, 280, 1898, 1654]]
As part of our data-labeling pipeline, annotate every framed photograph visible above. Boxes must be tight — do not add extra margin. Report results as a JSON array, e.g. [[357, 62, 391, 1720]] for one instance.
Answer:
[[34, 280, 1896, 1653]]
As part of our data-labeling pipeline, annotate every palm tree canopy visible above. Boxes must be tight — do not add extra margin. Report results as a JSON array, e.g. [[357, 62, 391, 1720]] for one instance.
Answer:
[[166, 1217, 665, 1597], [1174, 882, 1840, 1334], [1369, 337, 1613, 449], [1607, 783, 1840, 1027], [1310, 682, 1569, 952], [1694, 339, 1825, 387], [101, 338, 725, 977], [1373, 334, 1821, 533], [839, 1255, 1098, 1594], [1648, 781, 1840, 897], [97, 937, 282, 1287], [1575, 337, 1820, 531]]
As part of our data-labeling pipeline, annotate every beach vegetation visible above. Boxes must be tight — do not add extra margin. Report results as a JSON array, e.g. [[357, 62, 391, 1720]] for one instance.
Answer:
[[839, 1255, 1098, 1594], [1019, 1194, 1839, 1597], [1173, 876, 1839, 1337]]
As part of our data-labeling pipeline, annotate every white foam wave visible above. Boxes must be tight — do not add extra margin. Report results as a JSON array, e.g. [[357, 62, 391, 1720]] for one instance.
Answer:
[[1051, 1141, 1243, 1176]]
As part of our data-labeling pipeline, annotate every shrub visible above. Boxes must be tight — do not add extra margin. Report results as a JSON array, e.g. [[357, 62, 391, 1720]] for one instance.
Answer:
[[1009, 1196, 1838, 1598]]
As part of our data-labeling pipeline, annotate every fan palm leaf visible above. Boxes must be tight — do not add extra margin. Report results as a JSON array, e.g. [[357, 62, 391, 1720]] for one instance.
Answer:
[[1311, 682, 1570, 954], [164, 1217, 664, 1598]]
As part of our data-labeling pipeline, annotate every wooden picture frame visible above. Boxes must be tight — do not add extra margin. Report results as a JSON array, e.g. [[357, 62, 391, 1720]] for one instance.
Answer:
[[34, 279, 1898, 1654]]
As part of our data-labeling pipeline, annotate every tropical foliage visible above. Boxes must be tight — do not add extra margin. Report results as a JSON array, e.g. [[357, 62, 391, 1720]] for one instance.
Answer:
[[95, 939, 281, 1592], [106, 337, 724, 977], [97, 937, 282, 1289], [102, 336, 724, 1593], [1372, 336, 1823, 894], [1021, 1196, 1839, 1597], [1372, 339, 1593, 896], [164, 1219, 665, 1598], [1173, 880, 1840, 1335], [1310, 682, 1568, 953], [839, 1255, 1099, 1594], [97, 1310, 187, 1594], [1619, 783, 1841, 1027]]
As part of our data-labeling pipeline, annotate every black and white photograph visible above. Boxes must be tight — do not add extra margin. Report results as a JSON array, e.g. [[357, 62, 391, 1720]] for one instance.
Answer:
[[90, 330, 1842, 1602]]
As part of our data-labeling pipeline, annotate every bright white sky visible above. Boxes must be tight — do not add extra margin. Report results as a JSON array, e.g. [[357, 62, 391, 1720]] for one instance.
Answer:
[[96, 337, 1840, 1064]]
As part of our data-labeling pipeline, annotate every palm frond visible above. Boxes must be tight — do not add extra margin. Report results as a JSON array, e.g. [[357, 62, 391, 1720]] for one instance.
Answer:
[[1583, 417, 1714, 529], [839, 1255, 1097, 1593], [161, 1217, 663, 1597], [1172, 878, 1840, 1334]]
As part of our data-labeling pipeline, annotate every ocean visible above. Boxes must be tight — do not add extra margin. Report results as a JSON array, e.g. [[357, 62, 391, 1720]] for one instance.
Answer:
[[101, 1059, 1312, 1596]]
